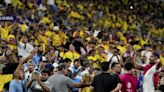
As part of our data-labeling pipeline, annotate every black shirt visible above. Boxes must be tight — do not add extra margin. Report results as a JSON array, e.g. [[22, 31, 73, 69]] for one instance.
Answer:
[[112, 73, 119, 77], [91, 72, 120, 92], [159, 85, 164, 92]]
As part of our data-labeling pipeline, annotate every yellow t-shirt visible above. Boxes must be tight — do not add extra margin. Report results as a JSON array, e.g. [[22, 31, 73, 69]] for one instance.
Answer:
[[87, 13, 92, 18], [69, 11, 85, 20], [18, 24, 27, 32], [140, 39, 148, 46], [7, 44, 17, 50], [99, 53, 107, 63], [73, 30, 84, 38], [0, 27, 10, 40], [87, 55, 101, 68], [63, 51, 80, 62], [73, 31, 79, 38], [12, 0, 19, 7], [0, 74, 13, 91], [117, 45, 127, 56], [122, 21, 128, 31], [117, 31, 123, 37], [52, 33, 62, 47], [17, 1, 25, 9], [117, 32, 127, 43], [59, 51, 65, 59], [49, 23, 54, 30], [7, 34, 16, 50], [87, 55, 99, 61], [56, 0, 62, 6], [7, 34, 15, 42], [111, 23, 116, 29], [28, 2, 34, 9], [80, 87, 92, 92], [45, 30, 52, 38], [79, 30, 84, 38], [82, 26, 88, 31], [38, 35, 48, 45], [101, 44, 109, 51], [41, 43, 46, 53], [129, 23, 136, 30], [133, 45, 141, 50], [116, 22, 122, 28], [77, 4, 84, 10], [40, 17, 50, 24], [112, 14, 116, 21], [160, 55, 164, 65], [86, 37, 91, 42], [58, 31, 67, 45], [104, 19, 111, 29], [120, 36, 127, 44], [34, 39, 39, 46]]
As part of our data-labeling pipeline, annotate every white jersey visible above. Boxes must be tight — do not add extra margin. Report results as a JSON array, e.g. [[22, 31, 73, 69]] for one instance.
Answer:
[[141, 50, 152, 64], [143, 64, 157, 92], [48, 0, 55, 5], [17, 42, 34, 58], [5, 0, 11, 5]]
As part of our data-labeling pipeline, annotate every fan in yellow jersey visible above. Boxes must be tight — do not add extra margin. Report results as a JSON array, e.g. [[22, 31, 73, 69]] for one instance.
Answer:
[[0, 22, 15, 40], [58, 31, 68, 45], [160, 51, 164, 65], [63, 44, 80, 62], [99, 41, 109, 51], [0, 74, 13, 92], [116, 41, 127, 58], [7, 33, 17, 50], [52, 31, 63, 47], [87, 50, 101, 69], [97, 46, 107, 63], [39, 14, 50, 24], [79, 73, 92, 92]]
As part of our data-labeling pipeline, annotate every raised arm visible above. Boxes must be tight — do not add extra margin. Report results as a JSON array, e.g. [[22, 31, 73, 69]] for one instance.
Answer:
[[8, 22, 17, 29], [36, 77, 51, 92], [146, 31, 151, 42], [14, 48, 38, 78], [67, 77, 90, 88], [26, 78, 34, 88], [137, 23, 143, 40]]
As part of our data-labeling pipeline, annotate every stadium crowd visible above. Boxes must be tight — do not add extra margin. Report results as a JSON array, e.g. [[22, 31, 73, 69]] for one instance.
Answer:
[[0, 0, 164, 92]]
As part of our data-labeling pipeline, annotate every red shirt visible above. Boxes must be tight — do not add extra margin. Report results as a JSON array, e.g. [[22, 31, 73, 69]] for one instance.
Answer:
[[119, 74, 138, 92]]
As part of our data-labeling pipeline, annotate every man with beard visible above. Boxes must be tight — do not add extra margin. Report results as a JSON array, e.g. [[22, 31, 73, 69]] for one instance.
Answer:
[[143, 52, 161, 92], [91, 62, 122, 92], [111, 62, 122, 76], [26, 68, 52, 92], [119, 62, 138, 92], [48, 63, 90, 92]]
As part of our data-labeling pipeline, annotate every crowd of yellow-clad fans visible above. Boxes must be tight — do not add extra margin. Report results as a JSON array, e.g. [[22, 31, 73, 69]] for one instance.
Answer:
[[0, 0, 164, 92]]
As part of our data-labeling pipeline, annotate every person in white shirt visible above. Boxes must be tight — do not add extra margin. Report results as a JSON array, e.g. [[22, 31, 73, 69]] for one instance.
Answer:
[[47, 0, 55, 5], [25, 60, 36, 82], [141, 45, 152, 64], [106, 47, 121, 68], [38, 1, 47, 11], [47, 0, 58, 14], [143, 53, 161, 92], [4, 0, 11, 5], [26, 69, 52, 92], [93, 29, 101, 37], [18, 36, 34, 58]]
